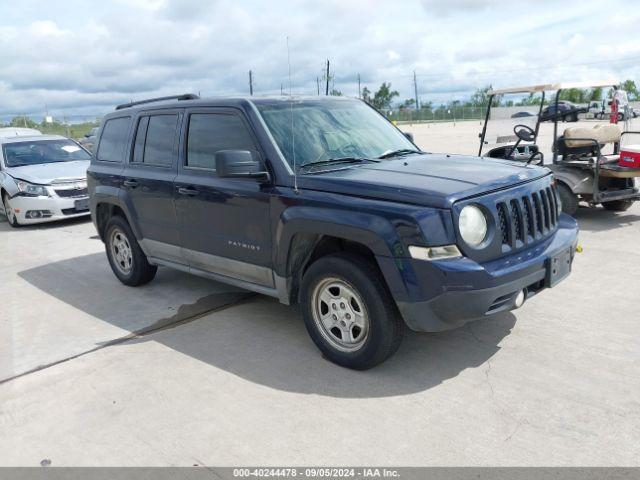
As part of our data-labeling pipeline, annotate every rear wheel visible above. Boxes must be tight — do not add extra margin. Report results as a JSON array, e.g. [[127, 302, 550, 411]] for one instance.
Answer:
[[557, 183, 579, 216], [2, 193, 20, 228], [569, 113, 579, 122], [300, 252, 404, 370], [105, 215, 157, 286], [602, 200, 634, 212]]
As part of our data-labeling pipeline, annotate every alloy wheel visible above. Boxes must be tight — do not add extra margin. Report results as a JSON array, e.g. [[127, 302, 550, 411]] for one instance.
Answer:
[[109, 227, 133, 275], [311, 277, 370, 352]]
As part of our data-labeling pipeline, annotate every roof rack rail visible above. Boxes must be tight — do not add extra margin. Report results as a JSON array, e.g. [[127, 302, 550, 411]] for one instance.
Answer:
[[115, 93, 200, 110]]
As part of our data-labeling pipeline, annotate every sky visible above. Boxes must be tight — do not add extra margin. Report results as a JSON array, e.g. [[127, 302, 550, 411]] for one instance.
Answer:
[[1, 0, 639, 120]]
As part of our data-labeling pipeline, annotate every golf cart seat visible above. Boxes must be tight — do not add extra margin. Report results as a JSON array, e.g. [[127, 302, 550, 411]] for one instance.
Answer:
[[556, 124, 622, 159], [564, 124, 621, 147]]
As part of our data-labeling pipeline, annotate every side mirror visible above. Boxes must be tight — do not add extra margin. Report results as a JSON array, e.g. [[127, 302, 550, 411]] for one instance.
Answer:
[[403, 132, 414, 142], [215, 150, 270, 181]]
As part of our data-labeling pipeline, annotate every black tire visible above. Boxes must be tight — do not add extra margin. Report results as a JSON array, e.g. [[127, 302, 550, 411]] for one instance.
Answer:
[[557, 183, 579, 216], [617, 112, 624, 122], [569, 113, 579, 122], [2, 193, 20, 228], [300, 252, 404, 370], [104, 215, 157, 286], [602, 200, 634, 212]]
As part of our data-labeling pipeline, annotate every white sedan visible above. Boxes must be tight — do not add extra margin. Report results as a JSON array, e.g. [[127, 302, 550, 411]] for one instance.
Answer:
[[0, 130, 92, 227]]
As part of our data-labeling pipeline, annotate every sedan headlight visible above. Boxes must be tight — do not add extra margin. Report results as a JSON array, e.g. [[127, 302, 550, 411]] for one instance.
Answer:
[[459, 204, 488, 246], [16, 180, 50, 197]]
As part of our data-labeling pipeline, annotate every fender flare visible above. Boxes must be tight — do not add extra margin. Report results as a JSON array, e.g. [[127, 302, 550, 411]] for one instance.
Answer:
[[274, 205, 403, 277], [92, 186, 142, 240]]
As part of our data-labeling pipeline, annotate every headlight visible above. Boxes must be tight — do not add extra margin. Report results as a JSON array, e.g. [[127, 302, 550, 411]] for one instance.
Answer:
[[16, 180, 49, 197], [459, 204, 488, 246]]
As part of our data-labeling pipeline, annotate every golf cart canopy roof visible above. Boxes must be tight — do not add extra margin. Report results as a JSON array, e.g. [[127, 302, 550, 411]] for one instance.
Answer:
[[488, 80, 618, 95]]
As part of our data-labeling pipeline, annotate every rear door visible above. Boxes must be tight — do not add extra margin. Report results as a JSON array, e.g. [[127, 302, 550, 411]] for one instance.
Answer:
[[122, 109, 183, 263], [174, 108, 274, 287]]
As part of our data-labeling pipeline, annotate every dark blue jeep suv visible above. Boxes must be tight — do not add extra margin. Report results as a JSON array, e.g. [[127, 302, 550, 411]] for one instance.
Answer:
[[88, 94, 579, 369]]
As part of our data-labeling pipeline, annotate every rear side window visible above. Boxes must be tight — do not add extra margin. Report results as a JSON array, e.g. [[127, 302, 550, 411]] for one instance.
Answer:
[[186, 113, 256, 170], [96, 117, 130, 162], [142, 115, 178, 167]]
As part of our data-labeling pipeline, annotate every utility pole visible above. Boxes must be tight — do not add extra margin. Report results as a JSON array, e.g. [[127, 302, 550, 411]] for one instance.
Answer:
[[357, 73, 361, 99], [249, 70, 253, 95], [413, 71, 420, 110], [325, 59, 330, 96], [280, 83, 283, 95], [316, 77, 320, 96]]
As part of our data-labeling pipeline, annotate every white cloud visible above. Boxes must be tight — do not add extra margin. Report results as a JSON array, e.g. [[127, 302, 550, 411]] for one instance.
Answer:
[[0, 0, 638, 119]]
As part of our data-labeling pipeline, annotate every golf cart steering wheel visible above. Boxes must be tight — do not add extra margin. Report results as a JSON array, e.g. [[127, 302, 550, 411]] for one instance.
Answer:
[[506, 124, 537, 160], [514, 124, 536, 142], [526, 151, 544, 166]]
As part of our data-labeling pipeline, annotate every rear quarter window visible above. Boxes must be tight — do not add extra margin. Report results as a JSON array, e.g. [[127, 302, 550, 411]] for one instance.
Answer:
[[96, 117, 131, 162]]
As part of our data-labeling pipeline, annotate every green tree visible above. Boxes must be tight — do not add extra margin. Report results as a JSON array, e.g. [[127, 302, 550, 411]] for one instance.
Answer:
[[590, 87, 603, 101], [361, 86, 372, 104], [470, 85, 500, 107], [371, 82, 399, 110], [329, 88, 342, 96], [9, 115, 38, 128], [559, 88, 590, 103], [399, 98, 415, 110], [620, 79, 638, 100]]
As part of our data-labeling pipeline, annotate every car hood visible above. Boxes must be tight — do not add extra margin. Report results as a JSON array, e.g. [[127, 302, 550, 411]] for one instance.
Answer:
[[296, 153, 550, 208], [6, 160, 90, 185]]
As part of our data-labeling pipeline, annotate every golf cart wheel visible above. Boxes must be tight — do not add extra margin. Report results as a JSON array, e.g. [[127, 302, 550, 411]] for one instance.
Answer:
[[300, 252, 404, 370], [105, 215, 157, 286], [2, 193, 20, 228], [617, 112, 624, 122], [557, 183, 579, 216], [602, 200, 634, 212]]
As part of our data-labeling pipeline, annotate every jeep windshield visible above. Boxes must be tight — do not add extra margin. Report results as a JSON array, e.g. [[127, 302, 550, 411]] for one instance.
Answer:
[[2, 139, 91, 167], [255, 98, 419, 172]]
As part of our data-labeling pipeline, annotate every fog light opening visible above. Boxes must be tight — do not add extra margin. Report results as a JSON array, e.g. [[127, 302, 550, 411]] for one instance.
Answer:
[[514, 289, 526, 308]]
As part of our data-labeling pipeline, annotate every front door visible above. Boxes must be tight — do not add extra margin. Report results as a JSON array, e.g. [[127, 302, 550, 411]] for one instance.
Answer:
[[122, 109, 182, 263], [174, 108, 273, 287]]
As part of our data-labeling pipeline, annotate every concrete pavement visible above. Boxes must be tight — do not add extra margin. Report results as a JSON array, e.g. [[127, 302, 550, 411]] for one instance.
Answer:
[[1, 134, 639, 466]]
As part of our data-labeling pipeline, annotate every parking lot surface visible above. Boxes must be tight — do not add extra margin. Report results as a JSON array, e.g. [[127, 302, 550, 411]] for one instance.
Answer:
[[1, 126, 639, 466]]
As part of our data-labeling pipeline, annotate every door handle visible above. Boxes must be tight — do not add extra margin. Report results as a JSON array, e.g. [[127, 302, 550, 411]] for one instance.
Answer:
[[123, 179, 139, 188], [177, 187, 199, 196]]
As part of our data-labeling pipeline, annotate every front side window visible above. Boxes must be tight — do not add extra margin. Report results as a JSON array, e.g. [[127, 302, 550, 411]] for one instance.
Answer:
[[255, 99, 415, 171], [3, 139, 91, 167], [186, 113, 256, 170], [97, 116, 130, 162], [142, 115, 178, 166]]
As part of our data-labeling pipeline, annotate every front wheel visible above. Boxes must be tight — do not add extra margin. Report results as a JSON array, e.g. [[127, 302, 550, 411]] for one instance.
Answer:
[[2, 193, 20, 228], [602, 200, 634, 212], [300, 253, 404, 370], [105, 215, 157, 286], [557, 183, 579, 216]]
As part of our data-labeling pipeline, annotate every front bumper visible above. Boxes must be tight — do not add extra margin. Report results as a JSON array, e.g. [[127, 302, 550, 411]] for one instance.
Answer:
[[385, 215, 579, 332], [7, 194, 90, 225]]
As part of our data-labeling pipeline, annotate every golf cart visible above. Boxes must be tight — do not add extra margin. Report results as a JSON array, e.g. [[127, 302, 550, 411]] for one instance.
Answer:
[[478, 81, 640, 215]]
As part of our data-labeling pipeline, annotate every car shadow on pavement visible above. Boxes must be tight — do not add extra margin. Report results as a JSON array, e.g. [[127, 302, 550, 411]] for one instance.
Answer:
[[127, 295, 517, 398], [574, 207, 640, 232], [18, 252, 250, 334], [19, 252, 516, 398]]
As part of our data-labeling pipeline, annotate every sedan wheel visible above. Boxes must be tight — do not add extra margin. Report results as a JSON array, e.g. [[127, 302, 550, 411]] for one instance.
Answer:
[[2, 194, 19, 227]]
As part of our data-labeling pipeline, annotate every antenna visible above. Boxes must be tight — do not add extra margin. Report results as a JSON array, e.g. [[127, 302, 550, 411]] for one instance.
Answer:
[[287, 36, 298, 193]]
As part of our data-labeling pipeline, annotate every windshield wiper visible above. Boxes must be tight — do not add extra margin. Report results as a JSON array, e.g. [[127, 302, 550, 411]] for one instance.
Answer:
[[377, 148, 422, 159], [297, 157, 379, 171]]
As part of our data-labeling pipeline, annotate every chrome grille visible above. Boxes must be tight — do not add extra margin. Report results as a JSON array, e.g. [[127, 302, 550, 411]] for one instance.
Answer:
[[55, 187, 88, 198], [496, 184, 559, 249]]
